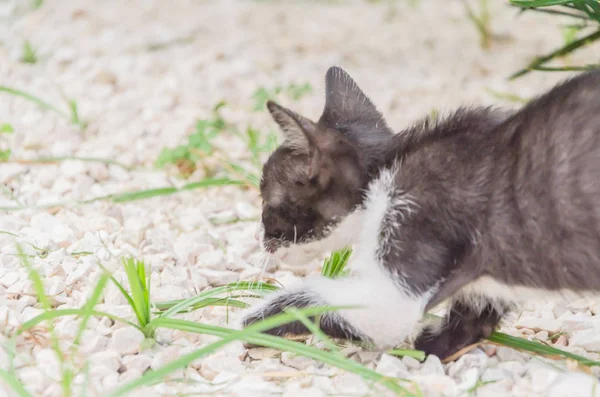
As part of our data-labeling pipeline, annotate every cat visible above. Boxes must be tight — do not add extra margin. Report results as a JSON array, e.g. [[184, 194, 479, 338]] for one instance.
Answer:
[[241, 66, 600, 360]]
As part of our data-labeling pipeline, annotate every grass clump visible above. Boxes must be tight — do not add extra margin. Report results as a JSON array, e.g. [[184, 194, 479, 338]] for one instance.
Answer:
[[109, 258, 155, 339], [154, 100, 279, 187], [321, 246, 353, 279], [156, 83, 310, 184], [510, 0, 600, 78], [21, 41, 38, 64]]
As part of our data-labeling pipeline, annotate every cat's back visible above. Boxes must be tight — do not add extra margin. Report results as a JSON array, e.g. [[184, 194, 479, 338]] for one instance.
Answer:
[[484, 71, 600, 290], [501, 70, 600, 201]]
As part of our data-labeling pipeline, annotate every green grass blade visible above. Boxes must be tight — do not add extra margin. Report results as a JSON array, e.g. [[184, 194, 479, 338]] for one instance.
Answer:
[[17, 245, 51, 310], [0, 86, 68, 119], [181, 178, 244, 190], [510, 0, 588, 6], [487, 331, 600, 366], [284, 307, 340, 352], [97, 262, 142, 323], [112, 187, 178, 203], [111, 307, 350, 397], [122, 258, 151, 332], [388, 349, 426, 362], [16, 245, 70, 396], [517, 6, 592, 19], [158, 281, 278, 318], [73, 273, 110, 345], [152, 319, 417, 396], [0, 369, 35, 397], [485, 88, 530, 104], [18, 309, 141, 335], [510, 28, 600, 79], [135, 259, 150, 324], [1, 177, 246, 211], [106, 178, 244, 203], [68, 99, 86, 128], [115, 307, 417, 397], [532, 64, 600, 71], [0, 123, 13, 134], [322, 247, 352, 279], [154, 297, 248, 313]]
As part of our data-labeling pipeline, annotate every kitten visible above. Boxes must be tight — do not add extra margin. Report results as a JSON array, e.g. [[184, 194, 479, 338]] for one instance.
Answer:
[[242, 66, 600, 359]]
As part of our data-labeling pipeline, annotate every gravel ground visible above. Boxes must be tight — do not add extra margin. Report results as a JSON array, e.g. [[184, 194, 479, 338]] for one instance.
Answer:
[[2, 1, 600, 396]]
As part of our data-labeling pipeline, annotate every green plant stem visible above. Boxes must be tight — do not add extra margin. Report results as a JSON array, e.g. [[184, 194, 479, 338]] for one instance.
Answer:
[[510, 28, 600, 79], [464, 0, 491, 50], [0, 370, 35, 397], [17, 309, 140, 335], [0, 177, 244, 211], [154, 320, 417, 396], [518, 6, 591, 19], [487, 331, 600, 366], [388, 349, 427, 361], [16, 245, 72, 397], [285, 307, 340, 352], [0, 86, 68, 119], [533, 64, 600, 71]]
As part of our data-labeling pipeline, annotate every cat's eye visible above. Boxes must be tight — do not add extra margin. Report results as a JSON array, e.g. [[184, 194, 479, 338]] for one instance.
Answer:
[[295, 180, 305, 187], [309, 177, 318, 186]]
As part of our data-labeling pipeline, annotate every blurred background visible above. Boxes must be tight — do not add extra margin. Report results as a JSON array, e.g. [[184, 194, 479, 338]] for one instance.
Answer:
[[1, 0, 600, 183]]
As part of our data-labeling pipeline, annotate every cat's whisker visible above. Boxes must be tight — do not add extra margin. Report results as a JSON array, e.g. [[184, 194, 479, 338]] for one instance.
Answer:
[[258, 252, 270, 280]]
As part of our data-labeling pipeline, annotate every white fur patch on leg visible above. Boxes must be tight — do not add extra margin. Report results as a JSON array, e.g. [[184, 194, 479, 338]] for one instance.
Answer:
[[305, 275, 429, 348], [318, 164, 430, 347]]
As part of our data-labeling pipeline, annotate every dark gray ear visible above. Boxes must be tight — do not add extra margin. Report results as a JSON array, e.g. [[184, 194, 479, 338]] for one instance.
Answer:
[[267, 100, 344, 188], [267, 100, 317, 152], [318, 66, 392, 136]]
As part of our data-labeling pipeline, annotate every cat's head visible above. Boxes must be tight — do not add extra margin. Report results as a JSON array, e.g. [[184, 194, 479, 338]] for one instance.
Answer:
[[258, 66, 392, 262]]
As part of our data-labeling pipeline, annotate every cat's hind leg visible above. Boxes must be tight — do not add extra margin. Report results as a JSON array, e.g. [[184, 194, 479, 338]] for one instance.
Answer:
[[241, 274, 431, 348], [414, 297, 508, 360]]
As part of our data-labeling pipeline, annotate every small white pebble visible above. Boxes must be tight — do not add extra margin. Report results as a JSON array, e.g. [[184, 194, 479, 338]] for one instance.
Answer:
[[108, 327, 145, 355]]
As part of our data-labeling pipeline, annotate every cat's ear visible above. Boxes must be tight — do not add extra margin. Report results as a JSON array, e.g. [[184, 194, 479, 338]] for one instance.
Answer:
[[267, 100, 317, 152], [267, 100, 339, 188], [319, 66, 391, 135]]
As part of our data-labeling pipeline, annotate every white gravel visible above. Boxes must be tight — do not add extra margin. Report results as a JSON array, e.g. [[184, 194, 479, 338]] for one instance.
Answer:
[[2, 0, 600, 396]]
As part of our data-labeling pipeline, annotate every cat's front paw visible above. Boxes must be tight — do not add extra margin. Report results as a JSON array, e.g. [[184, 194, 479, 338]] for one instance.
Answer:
[[413, 326, 455, 360], [414, 324, 487, 360]]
